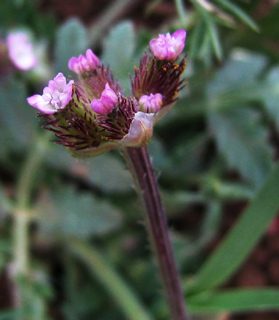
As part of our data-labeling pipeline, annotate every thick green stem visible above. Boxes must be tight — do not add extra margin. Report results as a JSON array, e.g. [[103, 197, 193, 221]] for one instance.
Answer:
[[124, 147, 189, 320]]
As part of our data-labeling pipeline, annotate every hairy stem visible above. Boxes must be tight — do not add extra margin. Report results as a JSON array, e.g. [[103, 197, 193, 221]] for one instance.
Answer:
[[124, 147, 189, 320]]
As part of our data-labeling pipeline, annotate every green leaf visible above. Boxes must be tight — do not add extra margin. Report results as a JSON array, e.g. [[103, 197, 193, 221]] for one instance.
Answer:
[[54, 18, 88, 75], [205, 177, 255, 200], [0, 76, 36, 154], [174, 0, 187, 26], [87, 154, 133, 193], [216, 0, 259, 32], [209, 107, 273, 188], [44, 145, 132, 193], [189, 20, 205, 59], [0, 183, 13, 217], [186, 161, 279, 295], [188, 289, 279, 313], [205, 19, 222, 61], [15, 274, 52, 320], [261, 67, 279, 128], [102, 21, 136, 93], [207, 49, 267, 96], [0, 310, 21, 320], [35, 186, 122, 238], [193, 0, 223, 60], [69, 239, 153, 320]]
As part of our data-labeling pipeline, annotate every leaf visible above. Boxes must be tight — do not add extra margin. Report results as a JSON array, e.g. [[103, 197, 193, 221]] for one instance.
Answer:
[[207, 49, 267, 96], [69, 239, 153, 320], [189, 20, 205, 59], [54, 18, 88, 75], [188, 289, 279, 313], [166, 134, 209, 178], [35, 186, 122, 238], [0, 310, 22, 320], [174, 0, 187, 26], [209, 107, 273, 188], [193, 0, 223, 60], [0, 183, 13, 218], [216, 0, 259, 32], [186, 161, 279, 295], [0, 76, 36, 154], [44, 145, 132, 193], [86, 154, 133, 193], [205, 178, 255, 200], [205, 19, 222, 61], [102, 21, 136, 93], [261, 66, 279, 128]]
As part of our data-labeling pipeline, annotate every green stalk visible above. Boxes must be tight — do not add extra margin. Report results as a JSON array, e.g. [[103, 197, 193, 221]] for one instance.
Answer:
[[13, 132, 51, 312], [69, 238, 153, 320]]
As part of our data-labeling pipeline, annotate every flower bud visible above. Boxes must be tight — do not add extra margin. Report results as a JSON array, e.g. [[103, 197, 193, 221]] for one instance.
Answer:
[[68, 49, 99, 74], [139, 93, 163, 113], [91, 83, 118, 115], [149, 29, 186, 61]]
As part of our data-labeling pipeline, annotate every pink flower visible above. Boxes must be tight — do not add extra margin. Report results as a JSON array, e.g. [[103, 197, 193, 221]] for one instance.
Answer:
[[149, 29, 186, 61], [139, 93, 163, 113], [91, 83, 118, 115], [7, 31, 37, 71], [68, 49, 99, 74], [27, 73, 74, 114]]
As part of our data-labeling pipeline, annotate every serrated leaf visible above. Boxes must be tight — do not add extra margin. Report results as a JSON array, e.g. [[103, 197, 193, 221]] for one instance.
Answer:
[[102, 21, 136, 93], [54, 18, 88, 75], [35, 186, 122, 238], [209, 107, 273, 187]]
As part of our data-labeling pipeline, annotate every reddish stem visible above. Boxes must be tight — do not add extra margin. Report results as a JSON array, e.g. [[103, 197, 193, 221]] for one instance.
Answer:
[[125, 147, 189, 320]]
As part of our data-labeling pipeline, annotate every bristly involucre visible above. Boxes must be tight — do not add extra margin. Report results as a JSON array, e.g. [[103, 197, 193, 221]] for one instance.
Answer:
[[131, 52, 186, 108], [27, 30, 187, 157]]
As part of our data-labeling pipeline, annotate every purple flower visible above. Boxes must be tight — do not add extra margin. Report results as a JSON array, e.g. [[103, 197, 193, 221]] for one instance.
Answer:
[[7, 31, 37, 71], [139, 93, 163, 113], [27, 73, 74, 114], [68, 49, 100, 74], [149, 30, 186, 61], [91, 83, 118, 115]]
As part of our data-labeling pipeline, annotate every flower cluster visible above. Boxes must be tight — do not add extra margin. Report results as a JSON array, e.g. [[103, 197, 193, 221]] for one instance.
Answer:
[[27, 30, 187, 157]]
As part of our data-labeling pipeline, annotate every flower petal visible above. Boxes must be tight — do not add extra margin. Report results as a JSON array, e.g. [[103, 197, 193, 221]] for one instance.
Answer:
[[121, 112, 155, 147]]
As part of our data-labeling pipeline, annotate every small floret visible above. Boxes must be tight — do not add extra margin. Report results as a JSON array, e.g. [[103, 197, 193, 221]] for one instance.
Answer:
[[91, 83, 118, 115], [139, 93, 163, 113], [68, 49, 99, 74], [149, 30, 186, 61], [27, 73, 74, 114]]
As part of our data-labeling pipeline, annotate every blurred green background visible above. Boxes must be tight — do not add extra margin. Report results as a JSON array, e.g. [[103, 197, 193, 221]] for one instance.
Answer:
[[1, 0, 279, 319]]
